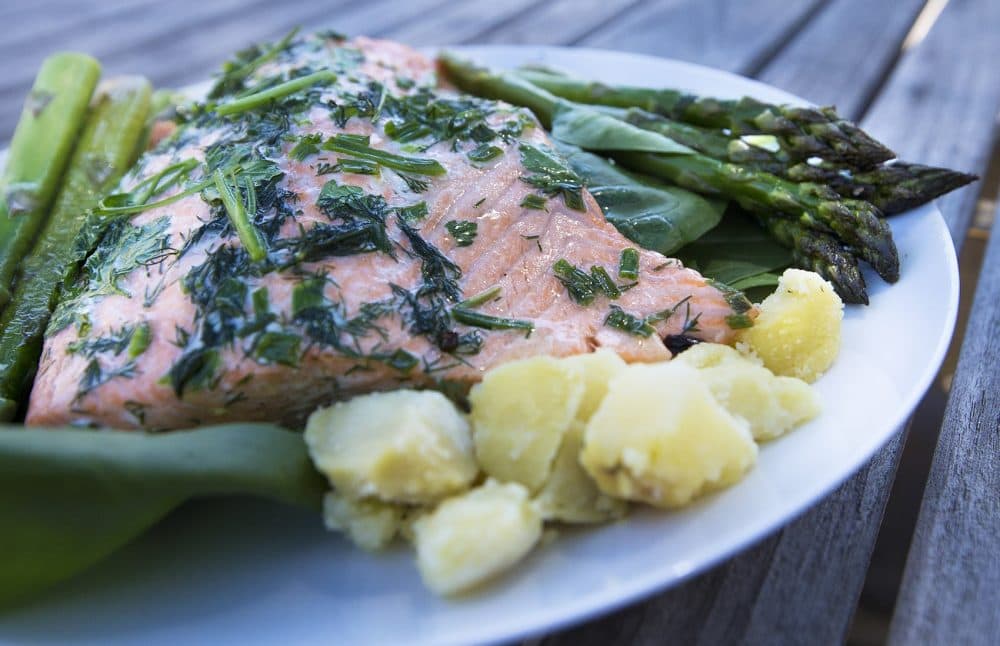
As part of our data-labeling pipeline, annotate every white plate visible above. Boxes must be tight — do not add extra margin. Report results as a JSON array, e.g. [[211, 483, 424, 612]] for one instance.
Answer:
[[0, 46, 958, 646]]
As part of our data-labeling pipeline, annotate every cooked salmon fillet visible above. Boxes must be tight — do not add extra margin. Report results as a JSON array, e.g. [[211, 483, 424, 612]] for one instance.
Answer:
[[27, 34, 751, 430]]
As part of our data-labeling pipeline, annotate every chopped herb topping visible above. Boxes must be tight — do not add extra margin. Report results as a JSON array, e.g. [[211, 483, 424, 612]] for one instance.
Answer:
[[451, 308, 533, 334], [445, 220, 478, 246], [518, 144, 585, 211], [209, 27, 300, 99], [212, 170, 267, 262], [553, 259, 597, 305], [725, 313, 754, 329], [520, 194, 547, 210], [619, 248, 640, 281], [323, 133, 445, 175], [467, 143, 503, 163], [335, 158, 380, 175], [396, 201, 428, 222], [604, 296, 700, 338], [216, 70, 337, 116], [289, 133, 323, 160], [552, 259, 625, 305], [458, 286, 501, 309], [590, 266, 621, 299]]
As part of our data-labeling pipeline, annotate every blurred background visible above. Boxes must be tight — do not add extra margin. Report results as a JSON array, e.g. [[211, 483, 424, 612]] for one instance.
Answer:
[[2, 1, 994, 642]]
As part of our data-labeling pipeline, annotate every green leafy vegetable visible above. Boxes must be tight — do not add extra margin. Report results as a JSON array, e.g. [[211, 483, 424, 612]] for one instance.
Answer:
[[550, 102, 695, 155], [673, 208, 792, 294], [556, 142, 725, 255], [0, 423, 325, 607]]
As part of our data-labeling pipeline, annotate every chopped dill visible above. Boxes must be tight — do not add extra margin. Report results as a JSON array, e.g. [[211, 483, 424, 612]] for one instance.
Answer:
[[445, 220, 478, 246]]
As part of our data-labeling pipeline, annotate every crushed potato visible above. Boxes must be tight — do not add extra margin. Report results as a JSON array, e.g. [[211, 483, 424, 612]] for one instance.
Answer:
[[580, 361, 758, 508], [322, 492, 406, 552], [469, 356, 585, 491], [305, 390, 478, 505], [677, 343, 821, 441], [535, 420, 628, 523], [309, 291, 837, 596], [412, 479, 542, 596], [738, 268, 843, 382]]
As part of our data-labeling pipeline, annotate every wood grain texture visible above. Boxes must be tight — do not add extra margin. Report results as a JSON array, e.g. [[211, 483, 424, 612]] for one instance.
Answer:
[[755, 0, 927, 120], [860, 0, 1000, 244], [888, 212, 1000, 645], [575, 0, 828, 75]]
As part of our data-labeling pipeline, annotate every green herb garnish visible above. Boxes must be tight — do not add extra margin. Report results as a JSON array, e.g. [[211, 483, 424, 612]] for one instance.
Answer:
[[452, 308, 533, 334], [212, 170, 267, 262], [468, 144, 503, 163], [553, 259, 597, 305], [590, 265, 621, 299], [216, 70, 337, 116], [619, 248, 639, 281], [445, 220, 478, 246], [518, 143, 585, 210], [520, 194, 547, 210], [323, 134, 445, 176]]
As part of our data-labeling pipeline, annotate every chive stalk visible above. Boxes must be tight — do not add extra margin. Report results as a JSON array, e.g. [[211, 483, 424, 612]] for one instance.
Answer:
[[216, 70, 336, 116], [213, 170, 267, 262]]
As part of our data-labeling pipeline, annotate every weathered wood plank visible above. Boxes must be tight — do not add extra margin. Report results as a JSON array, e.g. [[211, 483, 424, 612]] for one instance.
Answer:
[[574, 0, 827, 75], [473, 0, 646, 46], [543, 0, 1000, 641], [378, 0, 543, 46], [755, 0, 926, 120], [888, 218, 1000, 645], [860, 0, 1000, 243]]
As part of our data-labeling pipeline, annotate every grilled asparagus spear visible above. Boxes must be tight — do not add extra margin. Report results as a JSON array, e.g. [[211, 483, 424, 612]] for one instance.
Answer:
[[513, 67, 894, 169], [624, 109, 975, 214]]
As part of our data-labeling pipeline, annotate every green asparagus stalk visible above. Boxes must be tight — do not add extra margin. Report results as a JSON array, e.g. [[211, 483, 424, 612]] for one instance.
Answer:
[[0, 53, 101, 309], [0, 77, 152, 420], [624, 109, 975, 215], [439, 54, 899, 283], [754, 212, 868, 304], [513, 67, 894, 169], [787, 160, 977, 215], [614, 150, 898, 282]]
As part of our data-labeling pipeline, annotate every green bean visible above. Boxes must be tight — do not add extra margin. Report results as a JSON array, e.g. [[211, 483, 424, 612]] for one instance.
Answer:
[[0, 76, 152, 420], [0, 52, 101, 309]]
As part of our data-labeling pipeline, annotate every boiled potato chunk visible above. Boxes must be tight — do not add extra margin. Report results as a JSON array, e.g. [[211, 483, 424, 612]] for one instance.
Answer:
[[305, 390, 477, 504], [323, 492, 405, 552], [469, 356, 585, 491], [413, 479, 542, 596], [581, 361, 757, 508], [677, 343, 820, 441], [535, 421, 628, 523], [738, 268, 843, 382], [559, 349, 627, 422]]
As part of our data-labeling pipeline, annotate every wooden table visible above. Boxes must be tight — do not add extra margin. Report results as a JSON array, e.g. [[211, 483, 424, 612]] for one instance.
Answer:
[[3, 1, 997, 643]]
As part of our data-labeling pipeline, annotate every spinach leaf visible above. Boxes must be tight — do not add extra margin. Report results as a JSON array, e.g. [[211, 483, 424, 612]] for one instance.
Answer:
[[0, 423, 325, 607], [550, 102, 695, 155], [674, 207, 792, 294], [556, 142, 724, 255]]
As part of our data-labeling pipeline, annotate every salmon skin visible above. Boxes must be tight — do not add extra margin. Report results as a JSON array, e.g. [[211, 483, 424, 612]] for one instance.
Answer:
[[26, 33, 752, 430]]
